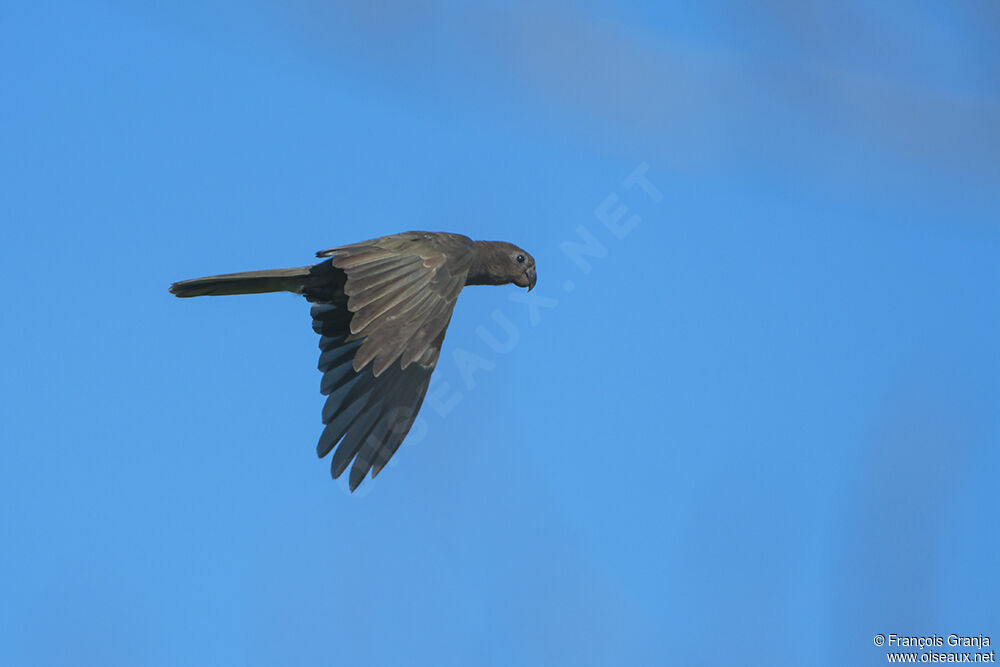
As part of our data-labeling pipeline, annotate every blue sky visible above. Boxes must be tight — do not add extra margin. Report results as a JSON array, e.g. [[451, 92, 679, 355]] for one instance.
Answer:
[[1, 1, 998, 665]]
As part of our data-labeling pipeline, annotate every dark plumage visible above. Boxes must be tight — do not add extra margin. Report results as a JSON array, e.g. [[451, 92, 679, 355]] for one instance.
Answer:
[[170, 231, 537, 491]]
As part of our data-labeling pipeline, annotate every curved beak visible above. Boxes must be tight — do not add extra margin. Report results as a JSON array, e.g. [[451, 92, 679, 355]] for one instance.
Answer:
[[525, 266, 537, 291]]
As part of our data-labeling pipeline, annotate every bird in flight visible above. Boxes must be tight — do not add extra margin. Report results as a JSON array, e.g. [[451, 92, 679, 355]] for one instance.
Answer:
[[170, 232, 537, 491]]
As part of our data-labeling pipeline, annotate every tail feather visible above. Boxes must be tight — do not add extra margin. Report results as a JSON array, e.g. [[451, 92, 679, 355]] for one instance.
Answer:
[[169, 267, 312, 298]]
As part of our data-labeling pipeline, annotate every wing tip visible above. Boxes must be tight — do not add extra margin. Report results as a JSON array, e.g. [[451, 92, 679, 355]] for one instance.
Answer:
[[348, 467, 367, 492], [331, 460, 363, 494]]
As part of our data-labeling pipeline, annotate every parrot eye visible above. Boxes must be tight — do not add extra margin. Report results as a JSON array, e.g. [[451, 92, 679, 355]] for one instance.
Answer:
[[516, 254, 525, 263]]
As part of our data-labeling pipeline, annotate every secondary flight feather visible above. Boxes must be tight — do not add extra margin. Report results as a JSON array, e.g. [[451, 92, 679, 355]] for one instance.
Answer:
[[170, 231, 537, 491]]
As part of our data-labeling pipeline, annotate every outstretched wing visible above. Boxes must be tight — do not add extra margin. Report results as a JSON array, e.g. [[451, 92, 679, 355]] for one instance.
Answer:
[[308, 232, 475, 490]]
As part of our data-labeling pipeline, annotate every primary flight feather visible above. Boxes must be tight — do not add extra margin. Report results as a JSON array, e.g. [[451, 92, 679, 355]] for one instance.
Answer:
[[170, 231, 537, 491]]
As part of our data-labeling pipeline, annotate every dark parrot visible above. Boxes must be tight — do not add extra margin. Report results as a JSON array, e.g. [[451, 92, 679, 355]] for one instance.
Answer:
[[170, 232, 537, 491]]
